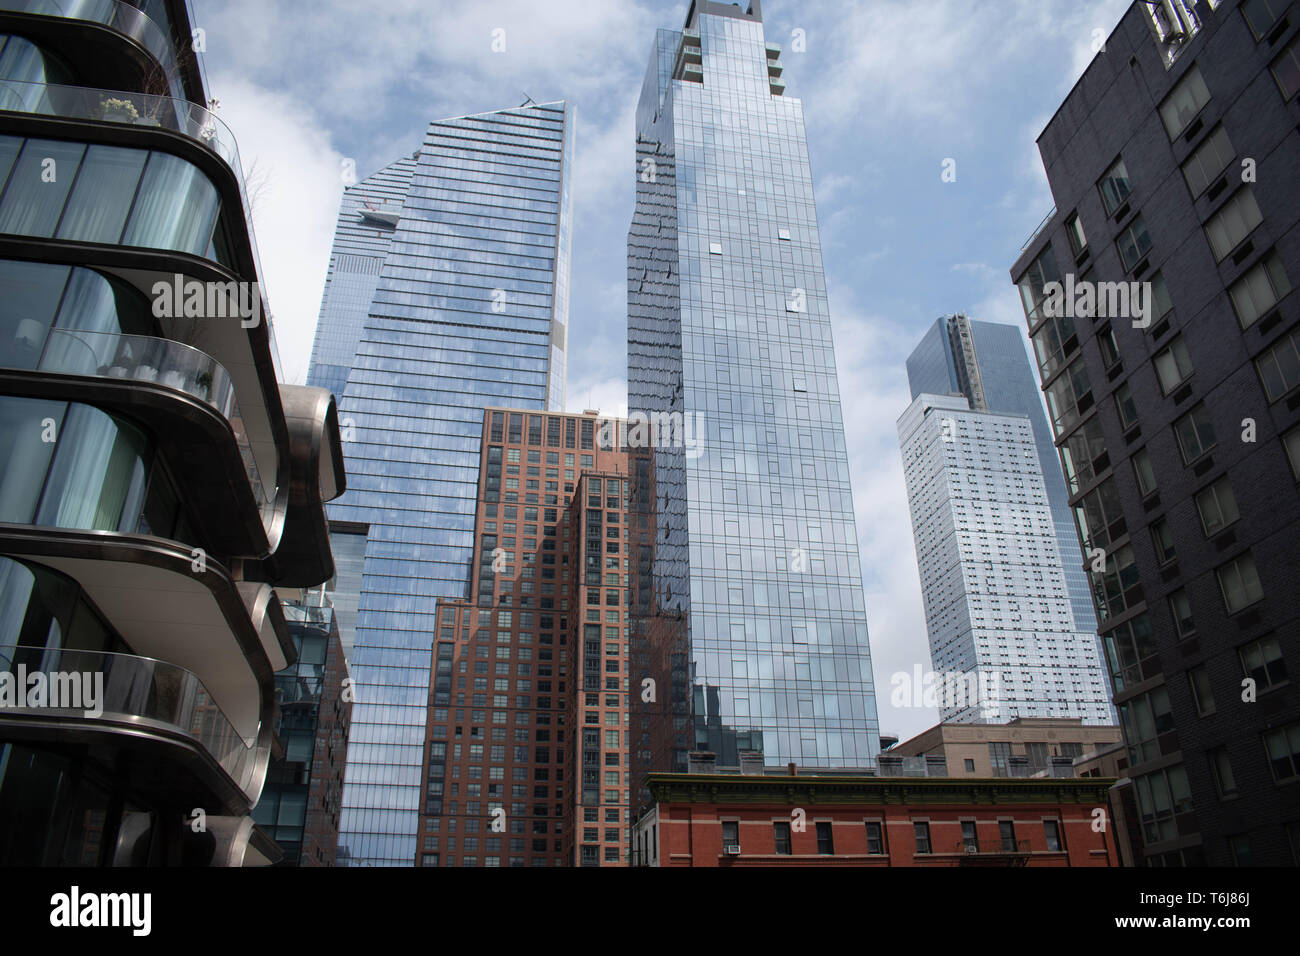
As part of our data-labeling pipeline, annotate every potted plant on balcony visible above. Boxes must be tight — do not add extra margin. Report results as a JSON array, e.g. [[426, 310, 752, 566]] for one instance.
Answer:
[[98, 97, 139, 124]]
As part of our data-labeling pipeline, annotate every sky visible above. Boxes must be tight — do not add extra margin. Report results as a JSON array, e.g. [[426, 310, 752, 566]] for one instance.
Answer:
[[190, 0, 1132, 741]]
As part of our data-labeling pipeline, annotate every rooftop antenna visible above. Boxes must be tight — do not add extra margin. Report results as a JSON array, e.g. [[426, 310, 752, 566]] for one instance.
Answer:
[[520, 92, 536, 107]]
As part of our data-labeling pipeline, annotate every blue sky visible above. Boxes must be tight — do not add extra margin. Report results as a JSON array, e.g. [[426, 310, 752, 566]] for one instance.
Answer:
[[193, 0, 1131, 739]]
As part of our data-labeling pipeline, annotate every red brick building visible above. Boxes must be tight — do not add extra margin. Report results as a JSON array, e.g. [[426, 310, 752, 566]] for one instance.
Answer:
[[415, 409, 633, 867], [633, 769, 1120, 867]]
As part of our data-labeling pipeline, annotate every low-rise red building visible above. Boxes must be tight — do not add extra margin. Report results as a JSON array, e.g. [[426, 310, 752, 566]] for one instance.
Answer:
[[633, 769, 1120, 867]]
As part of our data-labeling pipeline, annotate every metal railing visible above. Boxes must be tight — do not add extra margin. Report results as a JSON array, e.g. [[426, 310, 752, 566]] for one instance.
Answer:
[[37, 328, 274, 529], [0, 646, 259, 798]]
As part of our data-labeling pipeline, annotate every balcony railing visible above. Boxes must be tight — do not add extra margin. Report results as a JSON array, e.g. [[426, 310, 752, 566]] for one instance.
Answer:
[[1020, 206, 1057, 252], [0, 646, 259, 799], [0, 0, 181, 98], [37, 328, 274, 529], [0, 76, 284, 380]]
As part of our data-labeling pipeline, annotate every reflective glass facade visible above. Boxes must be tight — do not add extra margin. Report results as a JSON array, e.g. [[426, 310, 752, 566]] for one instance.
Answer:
[[308, 102, 573, 866], [906, 315, 1111, 716], [628, 3, 880, 786]]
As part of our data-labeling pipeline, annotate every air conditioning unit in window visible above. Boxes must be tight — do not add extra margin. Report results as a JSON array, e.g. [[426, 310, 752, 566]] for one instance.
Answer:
[[724, 844, 741, 856]]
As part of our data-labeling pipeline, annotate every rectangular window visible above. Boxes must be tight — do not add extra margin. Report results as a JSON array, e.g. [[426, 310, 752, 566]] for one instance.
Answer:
[[1189, 665, 1215, 716], [1135, 765, 1193, 844], [1204, 189, 1263, 261], [1264, 722, 1300, 781], [865, 822, 884, 855], [1240, 635, 1287, 691], [1181, 125, 1234, 197], [1133, 447, 1158, 497], [1243, 0, 1288, 39], [1257, 326, 1300, 401], [1285, 426, 1300, 480], [1174, 404, 1217, 463], [1195, 477, 1240, 536], [1272, 34, 1300, 99], [1044, 820, 1063, 852], [1153, 336, 1194, 394], [1169, 588, 1195, 638], [1098, 157, 1132, 216], [913, 821, 931, 854], [1230, 253, 1291, 328], [1116, 216, 1153, 271], [1217, 552, 1264, 613], [999, 820, 1017, 852], [815, 821, 834, 855], [1159, 63, 1211, 138], [1115, 382, 1139, 431], [961, 821, 979, 852], [1120, 685, 1174, 765], [1065, 212, 1087, 257], [773, 821, 792, 855], [721, 820, 739, 850]]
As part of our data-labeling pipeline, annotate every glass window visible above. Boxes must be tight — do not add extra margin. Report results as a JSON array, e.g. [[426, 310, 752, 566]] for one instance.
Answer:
[[122, 152, 220, 256], [1194, 477, 1239, 536], [1102, 613, 1159, 692], [1044, 820, 1063, 852], [1217, 552, 1263, 613], [0, 138, 85, 236], [0, 133, 21, 184], [1204, 189, 1263, 261], [1189, 666, 1215, 716], [1169, 588, 1195, 638], [0, 258, 69, 369], [1243, 0, 1288, 39], [913, 821, 931, 854], [1159, 63, 1211, 138], [1173, 404, 1217, 463], [1256, 327, 1300, 401], [1272, 34, 1300, 99], [1153, 336, 1194, 393], [1181, 125, 1234, 198], [1065, 212, 1087, 257], [1133, 447, 1157, 497], [815, 821, 833, 855], [1230, 252, 1291, 328], [1116, 216, 1153, 271], [1239, 635, 1287, 691], [57, 146, 147, 245], [1151, 517, 1177, 565], [1098, 157, 1132, 215], [1115, 382, 1139, 431], [1284, 426, 1300, 480], [1016, 243, 1062, 325], [999, 820, 1017, 852], [1263, 722, 1300, 781], [865, 821, 883, 854], [772, 821, 791, 855], [961, 820, 979, 852], [1135, 765, 1193, 843], [1121, 685, 1175, 765], [1061, 415, 1108, 493]]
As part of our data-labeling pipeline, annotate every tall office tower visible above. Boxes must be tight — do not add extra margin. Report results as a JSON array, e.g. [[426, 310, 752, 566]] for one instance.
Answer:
[[1010, 0, 1300, 865], [907, 316, 1103, 659], [257, 588, 352, 866], [0, 2, 345, 864], [413, 408, 631, 868], [897, 393, 1113, 724], [627, 0, 880, 814], [307, 102, 574, 865]]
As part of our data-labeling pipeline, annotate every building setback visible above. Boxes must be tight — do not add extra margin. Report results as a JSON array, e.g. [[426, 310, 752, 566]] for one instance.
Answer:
[[415, 409, 634, 868], [632, 770, 1119, 867], [0, 1, 345, 864], [307, 103, 574, 866], [897, 392, 1112, 724], [627, 0, 881, 821], [1010, 0, 1300, 865]]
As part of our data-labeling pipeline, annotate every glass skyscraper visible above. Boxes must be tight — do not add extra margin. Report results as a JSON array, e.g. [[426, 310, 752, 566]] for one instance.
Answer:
[[906, 315, 1111, 716], [628, 0, 880, 795], [307, 101, 573, 866]]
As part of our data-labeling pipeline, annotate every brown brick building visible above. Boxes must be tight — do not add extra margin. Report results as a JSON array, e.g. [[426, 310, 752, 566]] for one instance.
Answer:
[[633, 768, 1120, 867], [415, 409, 634, 867], [890, 718, 1123, 777]]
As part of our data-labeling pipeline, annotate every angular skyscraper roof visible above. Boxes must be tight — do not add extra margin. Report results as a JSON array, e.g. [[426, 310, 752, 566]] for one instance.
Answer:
[[308, 101, 574, 866]]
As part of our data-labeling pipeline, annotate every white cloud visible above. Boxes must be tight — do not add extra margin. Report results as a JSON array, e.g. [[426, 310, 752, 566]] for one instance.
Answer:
[[210, 75, 346, 385]]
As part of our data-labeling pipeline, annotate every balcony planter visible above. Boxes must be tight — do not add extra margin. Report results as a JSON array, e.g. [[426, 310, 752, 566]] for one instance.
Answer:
[[98, 97, 139, 123]]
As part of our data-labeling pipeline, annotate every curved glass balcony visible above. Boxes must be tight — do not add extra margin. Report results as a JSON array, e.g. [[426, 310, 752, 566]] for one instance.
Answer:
[[0, 646, 259, 799], [35, 328, 274, 529], [0, 79, 284, 378], [0, 0, 184, 100]]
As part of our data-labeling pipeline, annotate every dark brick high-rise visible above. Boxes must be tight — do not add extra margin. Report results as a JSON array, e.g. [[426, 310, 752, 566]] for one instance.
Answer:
[[1010, 0, 1300, 866]]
